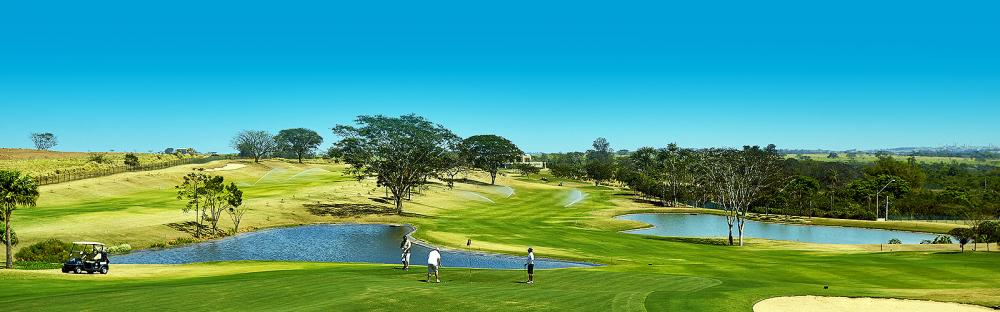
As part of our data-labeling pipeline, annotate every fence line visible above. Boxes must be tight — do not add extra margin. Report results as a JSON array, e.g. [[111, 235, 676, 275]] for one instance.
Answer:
[[34, 156, 228, 186]]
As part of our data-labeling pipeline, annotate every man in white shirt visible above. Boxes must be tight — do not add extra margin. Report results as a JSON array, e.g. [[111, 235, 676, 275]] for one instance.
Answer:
[[524, 247, 535, 284], [400, 236, 412, 270], [426, 247, 442, 283]]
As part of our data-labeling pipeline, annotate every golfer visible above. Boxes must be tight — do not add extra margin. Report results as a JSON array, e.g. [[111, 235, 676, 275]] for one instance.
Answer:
[[400, 235, 412, 270], [524, 247, 535, 284], [427, 247, 442, 283]]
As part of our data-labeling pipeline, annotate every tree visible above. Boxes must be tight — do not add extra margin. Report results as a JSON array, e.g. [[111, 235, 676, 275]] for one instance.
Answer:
[[704, 145, 785, 246], [461, 135, 523, 185], [585, 137, 615, 186], [332, 114, 460, 213], [865, 155, 927, 189], [1, 170, 39, 268], [973, 221, 998, 252], [949, 227, 974, 252], [223, 182, 246, 234], [176, 173, 209, 238], [548, 152, 587, 180], [513, 163, 540, 177], [274, 128, 324, 163], [438, 149, 468, 188], [202, 175, 228, 235], [232, 130, 277, 163], [124, 153, 141, 168], [785, 176, 821, 216], [30, 133, 57, 150], [660, 143, 695, 206]]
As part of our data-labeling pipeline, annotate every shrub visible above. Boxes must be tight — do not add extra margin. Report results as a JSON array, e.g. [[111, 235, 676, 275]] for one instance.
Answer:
[[931, 235, 953, 244], [888, 238, 902, 244], [107, 243, 132, 254], [88, 153, 111, 164], [15, 239, 72, 263], [124, 153, 140, 168]]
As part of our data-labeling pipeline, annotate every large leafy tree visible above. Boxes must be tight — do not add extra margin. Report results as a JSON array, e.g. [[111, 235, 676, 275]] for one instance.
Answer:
[[30, 133, 57, 150], [332, 114, 460, 213], [1, 170, 39, 268], [461, 135, 523, 185], [548, 152, 587, 180], [231, 130, 277, 163], [585, 137, 616, 186], [275, 128, 324, 163]]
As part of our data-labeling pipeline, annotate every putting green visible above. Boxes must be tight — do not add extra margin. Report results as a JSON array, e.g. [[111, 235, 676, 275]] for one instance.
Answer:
[[1, 161, 998, 311]]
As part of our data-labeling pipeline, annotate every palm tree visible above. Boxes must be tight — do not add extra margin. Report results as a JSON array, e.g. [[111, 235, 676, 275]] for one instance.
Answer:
[[0, 171, 39, 269]]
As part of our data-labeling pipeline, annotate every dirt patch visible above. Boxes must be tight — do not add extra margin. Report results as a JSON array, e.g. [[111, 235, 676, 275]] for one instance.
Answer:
[[753, 296, 994, 312]]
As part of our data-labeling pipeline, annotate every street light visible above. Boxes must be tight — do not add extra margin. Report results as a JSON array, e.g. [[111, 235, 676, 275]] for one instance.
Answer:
[[875, 179, 895, 221]]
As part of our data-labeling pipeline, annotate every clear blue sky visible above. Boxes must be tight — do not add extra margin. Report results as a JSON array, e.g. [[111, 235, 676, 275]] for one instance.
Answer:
[[1, 1, 998, 153]]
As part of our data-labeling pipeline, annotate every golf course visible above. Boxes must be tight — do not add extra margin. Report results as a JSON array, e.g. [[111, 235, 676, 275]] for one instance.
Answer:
[[1, 159, 998, 311], [4, 2, 1000, 310]]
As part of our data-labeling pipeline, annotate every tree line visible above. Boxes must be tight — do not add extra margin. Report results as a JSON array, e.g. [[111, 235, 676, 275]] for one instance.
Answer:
[[538, 138, 1000, 245], [328, 114, 524, 213]]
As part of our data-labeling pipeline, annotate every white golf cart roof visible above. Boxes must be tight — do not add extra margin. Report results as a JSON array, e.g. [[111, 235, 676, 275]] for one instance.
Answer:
[[72, 242, 105, 246]]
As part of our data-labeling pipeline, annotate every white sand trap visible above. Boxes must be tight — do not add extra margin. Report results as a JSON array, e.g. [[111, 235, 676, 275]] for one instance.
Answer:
[[754, 296, 993, 312], [564, 189, 585, 207], [204, 163, 247, 172]]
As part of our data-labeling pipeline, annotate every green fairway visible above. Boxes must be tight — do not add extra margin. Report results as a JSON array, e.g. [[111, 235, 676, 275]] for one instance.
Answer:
[[1, 161, 998, 311]]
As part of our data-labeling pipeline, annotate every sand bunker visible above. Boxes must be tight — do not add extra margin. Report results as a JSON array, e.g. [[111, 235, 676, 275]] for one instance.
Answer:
[[204, 163, 246, 172], [753, 296, 993, 312]]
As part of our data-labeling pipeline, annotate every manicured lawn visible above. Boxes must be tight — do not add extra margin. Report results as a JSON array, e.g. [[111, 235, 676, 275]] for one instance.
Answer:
[[1, 162, 998, 311]]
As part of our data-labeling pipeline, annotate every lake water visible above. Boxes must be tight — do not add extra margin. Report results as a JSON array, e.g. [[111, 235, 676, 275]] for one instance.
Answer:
[[617, 213, 942, 244], [115, 224, 593, 269]]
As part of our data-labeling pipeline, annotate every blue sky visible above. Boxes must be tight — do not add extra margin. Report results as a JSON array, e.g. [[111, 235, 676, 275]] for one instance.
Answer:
[[1, 1, 998, 153]]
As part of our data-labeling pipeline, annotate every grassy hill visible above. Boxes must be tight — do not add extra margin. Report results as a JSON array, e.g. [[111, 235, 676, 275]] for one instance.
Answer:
[[0, 148, 208, 177], [0, 160, 997, 311]]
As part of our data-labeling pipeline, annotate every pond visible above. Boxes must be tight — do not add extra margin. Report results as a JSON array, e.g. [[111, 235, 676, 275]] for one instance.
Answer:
[[115, 224, 594, 269], [617, 213, 942, 244]]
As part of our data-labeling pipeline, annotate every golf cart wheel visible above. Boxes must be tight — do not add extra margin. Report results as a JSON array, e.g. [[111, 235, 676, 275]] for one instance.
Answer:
[[100, 266, 108, 274], [73, 267, 82, 274]]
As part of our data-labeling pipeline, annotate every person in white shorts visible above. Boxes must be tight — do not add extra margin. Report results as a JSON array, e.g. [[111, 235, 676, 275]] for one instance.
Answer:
[[400, 235, 412, 270], [427, 247, 442, 283]]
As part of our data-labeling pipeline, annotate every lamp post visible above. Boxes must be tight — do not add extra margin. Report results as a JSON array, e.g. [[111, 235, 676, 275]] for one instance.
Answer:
[[875, 179, 895, 221]]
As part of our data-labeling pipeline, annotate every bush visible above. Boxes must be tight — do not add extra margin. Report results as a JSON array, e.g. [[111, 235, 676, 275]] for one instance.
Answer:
[[888, 238, 902, 244], [15, 239, 72, 263], [931, 235, 953, 244], [107, 243, 132, 254], [87, 152, 112, 164]]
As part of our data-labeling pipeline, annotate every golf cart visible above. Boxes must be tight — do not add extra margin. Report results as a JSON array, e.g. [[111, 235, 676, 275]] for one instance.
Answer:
[[62, 242, 109, 274]]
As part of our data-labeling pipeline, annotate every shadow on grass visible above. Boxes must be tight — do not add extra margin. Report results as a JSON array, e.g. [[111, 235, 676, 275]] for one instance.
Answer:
[[305, 203, 395, 217], [448, 178, 492, 186], [640, 235, 732, 246], [630, 197, 668, 207]]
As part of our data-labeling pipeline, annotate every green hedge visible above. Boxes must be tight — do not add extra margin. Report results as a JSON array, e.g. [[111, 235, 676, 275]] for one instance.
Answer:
[[15, 239, 72, 263]]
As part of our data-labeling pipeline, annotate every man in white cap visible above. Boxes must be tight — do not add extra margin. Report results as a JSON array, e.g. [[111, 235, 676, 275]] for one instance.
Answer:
[[426, 247, 442, 283]]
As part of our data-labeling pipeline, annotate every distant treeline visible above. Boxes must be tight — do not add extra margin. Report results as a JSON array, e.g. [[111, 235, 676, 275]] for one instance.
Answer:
[[536, 142, 1000, 221]]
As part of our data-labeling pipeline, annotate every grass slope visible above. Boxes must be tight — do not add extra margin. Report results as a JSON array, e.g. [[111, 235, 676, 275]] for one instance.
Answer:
[[1, 163, 998, 311]]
